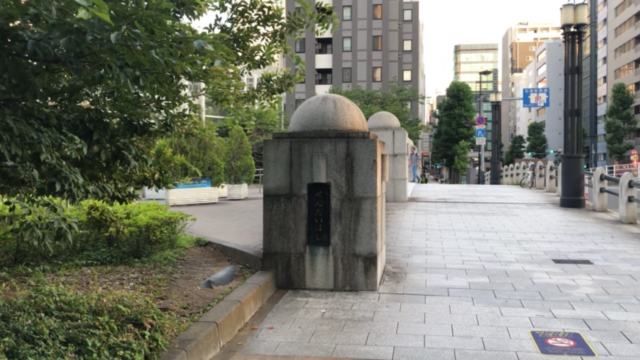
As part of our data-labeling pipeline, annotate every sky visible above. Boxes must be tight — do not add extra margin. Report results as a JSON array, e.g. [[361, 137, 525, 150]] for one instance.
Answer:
[[421, 0, 565, 97]]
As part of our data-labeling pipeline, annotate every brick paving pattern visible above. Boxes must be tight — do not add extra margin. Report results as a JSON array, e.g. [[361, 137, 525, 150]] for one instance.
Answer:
[[239, 184, 640, 359]]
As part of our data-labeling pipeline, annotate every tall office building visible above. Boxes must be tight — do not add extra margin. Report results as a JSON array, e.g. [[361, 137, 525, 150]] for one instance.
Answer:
[[453, 43, 498, 173], [284, 0, 424, 123], [501, 23, 562, 148]]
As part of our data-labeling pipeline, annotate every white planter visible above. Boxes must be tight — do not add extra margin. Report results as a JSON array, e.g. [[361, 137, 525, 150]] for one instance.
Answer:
[[227, 184, 248, 200], [166, 187, 218, 206], [142, 187, 166, 200], [218, 184, 228, 198]]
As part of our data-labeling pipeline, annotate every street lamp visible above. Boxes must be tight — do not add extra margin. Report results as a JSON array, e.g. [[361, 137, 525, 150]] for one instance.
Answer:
[[489, 92, 502, 185], [560, 1, 588, 208], [478, 70, 492, 185]]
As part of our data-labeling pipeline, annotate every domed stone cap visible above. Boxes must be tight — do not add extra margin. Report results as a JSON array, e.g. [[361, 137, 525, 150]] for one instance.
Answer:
[[367, 111, 401, 130], [289, 94, 368, 132]]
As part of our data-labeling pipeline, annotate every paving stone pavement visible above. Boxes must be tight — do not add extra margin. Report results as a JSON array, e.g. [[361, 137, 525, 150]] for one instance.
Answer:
[[239, 184, 640, 359]]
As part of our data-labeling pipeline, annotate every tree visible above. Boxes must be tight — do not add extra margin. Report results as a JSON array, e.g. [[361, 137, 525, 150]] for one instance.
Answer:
[[224, 126, 256, 184], [504, 135, 526, 166], [431, 81, 475, 181], [605, 83, 638, 163], [525, 122, 548, 159], [452, 140, 470, 183], [329, 83, 425, 142], [0, 0, 334, 204]]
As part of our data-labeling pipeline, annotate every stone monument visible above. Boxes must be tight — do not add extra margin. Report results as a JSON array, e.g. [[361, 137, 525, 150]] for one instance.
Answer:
[[263, 94, 387, 291], [367, 112, 409, 202]]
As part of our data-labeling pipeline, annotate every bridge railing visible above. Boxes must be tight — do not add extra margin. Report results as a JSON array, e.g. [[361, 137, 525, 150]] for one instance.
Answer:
[[586, 168, 639, 224]]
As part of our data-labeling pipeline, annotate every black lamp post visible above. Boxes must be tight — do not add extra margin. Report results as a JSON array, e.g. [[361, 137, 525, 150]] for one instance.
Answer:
[[490, 92, 502, 185], [478, 70, 492, 185], [560, 1, 588, 208]]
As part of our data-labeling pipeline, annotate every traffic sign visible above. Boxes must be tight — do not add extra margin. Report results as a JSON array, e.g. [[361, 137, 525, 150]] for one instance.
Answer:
[[529, 331, 596, 357], [476, 137, 486, 146], [523, 88, 550, 108], [475, 115, 486, 126], [476, 125, 485, 129], [476, 129, 486, 138]]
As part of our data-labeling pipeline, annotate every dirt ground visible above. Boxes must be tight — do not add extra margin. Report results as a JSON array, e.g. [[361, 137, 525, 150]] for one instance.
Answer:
[[16, 245, 252, 317]]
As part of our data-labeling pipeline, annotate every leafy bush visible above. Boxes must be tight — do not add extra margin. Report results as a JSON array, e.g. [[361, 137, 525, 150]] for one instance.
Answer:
[[0, 200, 193, 267], [224, 126, 256, 184], [0, 285, 171, 360]]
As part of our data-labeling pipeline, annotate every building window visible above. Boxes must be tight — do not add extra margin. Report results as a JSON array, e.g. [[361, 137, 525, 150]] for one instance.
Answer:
[[403, 9, 412, 21], [373, 4, 382, 20], [537, 64, 547, 76], [597, 135, 606, 142], [597, 95, 607, 105], [403, 39, 412, 52], [615, 38, 635, 58], [597, 37, 607, 49], [597, 57, 607, 68], [343, 6, 352, 21], [537, 107, 546, 116], [615, 61, 636, 79], [597, 76, 607, 87], [537, 49, 546, 62], [537, 78, 547, 88], [598, 153, 607, 161], [295, 38, 305, 53], [529, 45, 536, 51], [403, 70, 412, 82], [372, 67, 382, 82], [372, 36, 382, 51], [526, 56, 533, 61], [343, 37, 352, 52], [615, 0, 635, 17], [295, 99, 305, 109], [342, 68, 352, 82]]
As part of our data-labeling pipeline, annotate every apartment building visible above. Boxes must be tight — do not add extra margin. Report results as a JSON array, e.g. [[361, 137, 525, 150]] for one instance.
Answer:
[[514, 41, 565, 163], [501, 23, 562, 148], [284, 0, 424, 123]]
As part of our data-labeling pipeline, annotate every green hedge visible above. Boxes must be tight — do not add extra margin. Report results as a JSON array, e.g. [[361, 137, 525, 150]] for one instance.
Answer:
[[0, 285, 173, 360], [0, 200, 194, 267]]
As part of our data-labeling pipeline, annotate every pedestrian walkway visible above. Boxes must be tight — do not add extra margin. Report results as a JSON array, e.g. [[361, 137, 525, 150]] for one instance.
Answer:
[[238, 184, 640, 360]]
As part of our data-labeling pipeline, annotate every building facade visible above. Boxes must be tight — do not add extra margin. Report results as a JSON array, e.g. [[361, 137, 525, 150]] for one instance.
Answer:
[[514, 40, 565, 163], [284, 0, 424, 123], [453, 43, 498, 170], [501, 23, 562, 149]]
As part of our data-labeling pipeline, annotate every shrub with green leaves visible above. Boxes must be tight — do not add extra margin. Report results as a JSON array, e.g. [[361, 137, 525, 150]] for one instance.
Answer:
[[0, 200, 193, 266], [224, 126, 256, 184], [0, 285, 171, 360]]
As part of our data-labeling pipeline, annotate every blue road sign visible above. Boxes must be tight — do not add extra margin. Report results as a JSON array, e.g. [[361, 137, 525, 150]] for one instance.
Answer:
[[523, 88, 550, 108], [475, 115, 486, 126], [529, 331, 596, 357], [476, 129, 486, 138]]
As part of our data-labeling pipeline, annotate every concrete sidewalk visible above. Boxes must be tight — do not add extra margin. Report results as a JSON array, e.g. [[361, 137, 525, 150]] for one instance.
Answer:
[[238, 184, 640, 359], [172, 186, 264, 254]]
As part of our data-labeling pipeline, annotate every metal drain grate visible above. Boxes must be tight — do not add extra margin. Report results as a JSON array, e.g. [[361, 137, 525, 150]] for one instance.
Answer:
[[552, 259, 593, 265]]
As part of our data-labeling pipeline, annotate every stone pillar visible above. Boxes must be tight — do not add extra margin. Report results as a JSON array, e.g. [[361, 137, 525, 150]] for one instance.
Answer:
[[545, 162, 557, 193], [558, 164, 562, 197], [593, 167, 608, 212], [536, 161, 545, 190], [619, 172, 637, 224], [263, 94, 386, 291], [367, 112, 408, 202], [508, 164, 515, 185]]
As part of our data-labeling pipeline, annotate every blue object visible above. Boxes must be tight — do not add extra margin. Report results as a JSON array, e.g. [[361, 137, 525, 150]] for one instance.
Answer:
[[475, 115, 485, 126], [174, 178, 212, 189], [529, 331, 596, 357], [523, 88, 550, 108], [476, 129, 486, 138]]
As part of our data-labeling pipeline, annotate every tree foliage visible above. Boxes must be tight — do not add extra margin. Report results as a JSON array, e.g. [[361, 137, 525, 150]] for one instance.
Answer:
[[0, 0, 335, 204], [329, 83, 425, 142], [224, 126, 255, 184], [152, 122, 225, 187], [504, 135, 525, 166], [431, 81, 475, 172], [605, 83, 637, 163], [452, 140, 470, 181], [525, 122, 548, 159]]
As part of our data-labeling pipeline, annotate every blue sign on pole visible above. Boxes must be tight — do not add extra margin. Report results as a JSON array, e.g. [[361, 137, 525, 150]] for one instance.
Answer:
[[523, 88, 550, 108], [529, 331, 597, 357], [475, 115, 486, 126], [475, 129, 486, 138]]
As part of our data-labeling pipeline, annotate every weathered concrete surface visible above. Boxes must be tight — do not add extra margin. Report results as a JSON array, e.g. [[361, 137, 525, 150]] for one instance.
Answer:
[[289, 94, 368, 133], [368, 112, 409, 203]]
